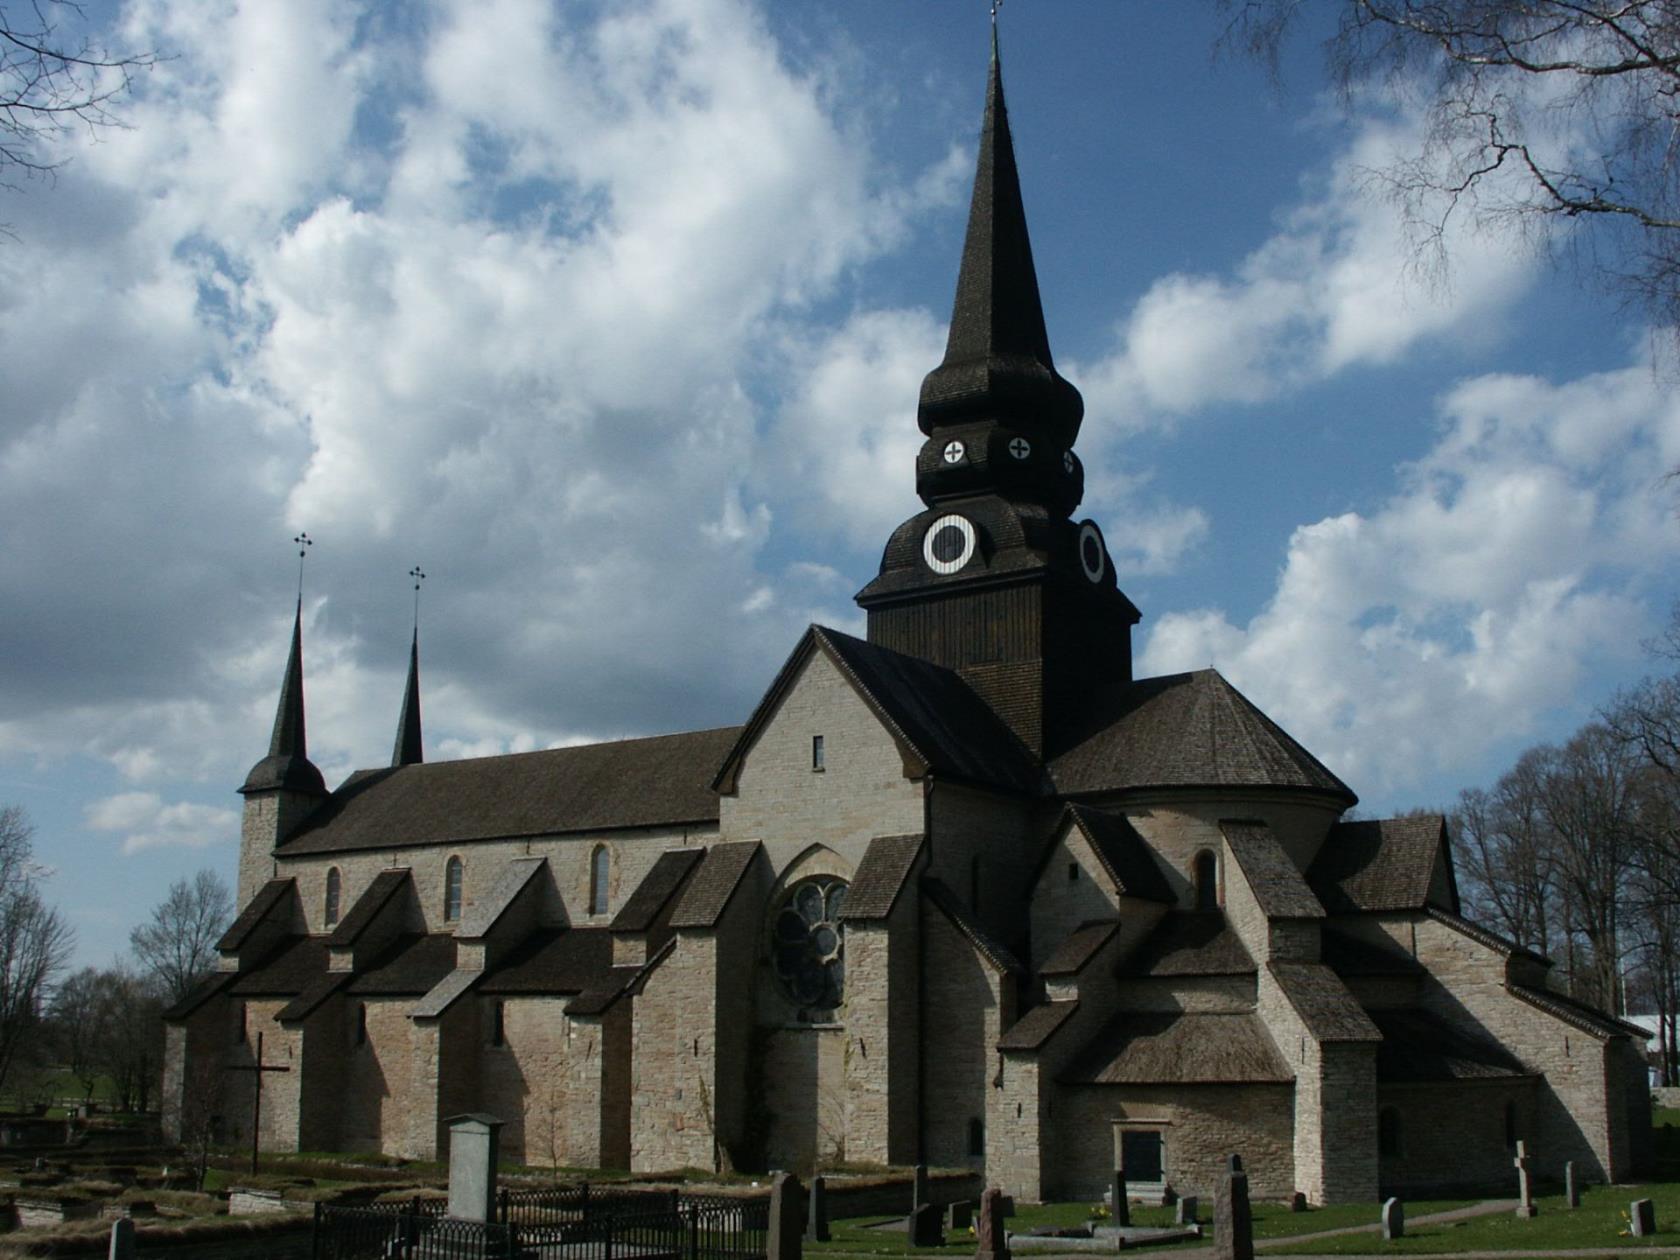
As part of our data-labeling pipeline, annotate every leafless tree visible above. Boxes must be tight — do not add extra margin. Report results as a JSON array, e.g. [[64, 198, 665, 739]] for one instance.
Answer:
[[130, 869, 233, 1006], [46, 963, 164, 1110], [1220, 1, 1680, 327], [0, 804, 74, 1098], [2, 2, 154, 196]]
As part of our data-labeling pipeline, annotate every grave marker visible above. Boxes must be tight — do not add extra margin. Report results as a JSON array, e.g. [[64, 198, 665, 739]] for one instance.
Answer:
[[1631, 1198, 1656, 1237], [770, 1172, 805, 1260], [108, 1219, 134, 1260], [807, 1174, 830, 1242], [913, 1164, 930, 1214], [976, 1187, 1010, 1260], [1565, 1160, 1580, 1209], [1176, 1195, 1198, 1226], [222, 1030, 290, 1176], [909, 1202, 945, 1248], [1214, 1154, 1253, 1260], [949, 1201, 973, 1231], [1381, 1198, 1403, 1241], [445, 1113, 502, 1223], [1110, 1170, 1129, 1227], [1512, 1140, 1537, 1218]]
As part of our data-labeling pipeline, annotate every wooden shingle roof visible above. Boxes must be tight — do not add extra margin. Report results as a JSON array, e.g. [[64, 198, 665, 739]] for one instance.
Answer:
[[274, 727, 740, 857], [998, 1000, 1079, 1051], [1040, 920, 1120, 978], [228, 936, 327, 997], [610, 849, 706, 933], [1120, 913, 1255, 977], [841, 834, 924, 922], [1056, 806, 1173, 903], [1309, 815, 1457, 914], [477, 929, 614, 995], [1268, 962, 1381, 1043], [1372, 1009, 1531, 1082], [1222, 821, 1324, 920], [1050, 670, 1355, 802], [327, 869, 408, 946], [218, 878, 295, 951], [1062, 1011, 1293, 1084], [669, 842, 761, 929], [346, 933, 457, 996]]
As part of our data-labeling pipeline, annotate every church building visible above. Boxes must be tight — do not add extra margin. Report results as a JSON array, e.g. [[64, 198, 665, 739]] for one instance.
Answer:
[[163, 40, 1652, 1204]]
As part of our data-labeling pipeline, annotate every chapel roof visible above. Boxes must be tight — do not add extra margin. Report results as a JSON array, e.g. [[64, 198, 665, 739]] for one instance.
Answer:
[[841, 834, 925, 922], [1119, 912, 1255, 978], [1223, 820, 1326, 920], [610, 848, 706, 934], [1061, 1011, 1294, 1085], [227, 935, 328, 997], [1309, 814, 1457, 914], [273, 725, 741, 856], [1049, 670, 1356, 802], [347, 932, 457, 996], [477, 928, 615, 995]]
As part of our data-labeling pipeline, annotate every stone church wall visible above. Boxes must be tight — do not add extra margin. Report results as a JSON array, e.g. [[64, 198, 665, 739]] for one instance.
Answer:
[[1047, 1084, 1296, 1202], [1121, 795, 1339, 906], [337, 996, 413, 1153], [927, 783, 1033, 947], [1029, 830, 1121, 970], [1376, 1079, 1541, 1195], [922, 901, 1005, 1170], [631, 932, 729, 1173]]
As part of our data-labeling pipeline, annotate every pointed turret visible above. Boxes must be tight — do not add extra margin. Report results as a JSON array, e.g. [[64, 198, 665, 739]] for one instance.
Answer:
[[392, 628, 424, 767], [241, 600, 328, 796], [911, 30, 1084, 516]]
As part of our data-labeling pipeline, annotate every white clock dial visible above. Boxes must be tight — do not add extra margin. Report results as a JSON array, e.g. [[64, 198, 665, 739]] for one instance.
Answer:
[[1077, 522, 1106, 584], [923, 514, 977, 575], [1008, 436, 1031, 460], [942, 440, 966, 464]]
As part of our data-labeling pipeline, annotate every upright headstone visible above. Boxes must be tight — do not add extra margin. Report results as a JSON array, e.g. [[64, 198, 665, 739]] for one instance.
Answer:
[[1288, 1192, 1307, 1213], [909, 1202, 945, 1248], [808, 1174, 831, 1242], [445, 1113, 502, 1223], [1630, 1198, 1657, 1237], [108, 1219, 135, 1260], [913, 1164, 930, 1214], [1110, 1170, 1130, 1227], [1564, 1161, 1580, 1209], [1381, 1198, 1404, 1241], [770, 1172, 805, 1260], [1512, 1140, 1537, 1219], [1213, 1155, 1253, 1260], [975, 1188, 1010, 1260], [949, 1201, 974, 1232], [1176, 1196, 1198, 1226]]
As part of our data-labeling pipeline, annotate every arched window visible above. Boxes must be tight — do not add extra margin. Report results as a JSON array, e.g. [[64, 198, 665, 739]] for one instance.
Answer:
[[590, 846, 611, 915], [1193, 850, 1219, 911], [1378, 1107, 1402, 1157], [444, 856, 463, 922], [324, 867, 341, 928], [770, 877, 848, 1013]]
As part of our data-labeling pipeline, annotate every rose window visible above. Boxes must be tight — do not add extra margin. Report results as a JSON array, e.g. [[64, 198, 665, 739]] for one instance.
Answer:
[[771, 878, 847, 1010]]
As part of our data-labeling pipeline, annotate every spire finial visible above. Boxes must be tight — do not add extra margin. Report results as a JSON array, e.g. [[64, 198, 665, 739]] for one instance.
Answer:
[[410, 564, 426, 632], [294, 532, 312, 601]]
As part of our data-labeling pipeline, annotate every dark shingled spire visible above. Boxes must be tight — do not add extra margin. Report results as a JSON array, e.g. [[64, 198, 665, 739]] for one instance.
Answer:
[[240, 599, 327, 797], [917, 28, 1083, 448], [392, 628, 424, 767]]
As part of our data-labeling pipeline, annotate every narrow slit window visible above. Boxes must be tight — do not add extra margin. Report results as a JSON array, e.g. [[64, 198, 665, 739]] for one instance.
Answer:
[[490, 1001, 505, 1048], [444, 856, 464, 922], [1067, 861, 1079, 882], [1193, 850, 1218, 911], [812, 735, 825, 771], [967, 1117, 985, 1157], [324, 867, 341, 928], [590, 846, 611, 915], [355, 1003, 368, 1047]]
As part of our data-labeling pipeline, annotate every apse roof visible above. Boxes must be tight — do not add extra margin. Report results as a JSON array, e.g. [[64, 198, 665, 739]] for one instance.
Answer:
[[274, 726, 740, 856], [1050, 670, 1355, 802]]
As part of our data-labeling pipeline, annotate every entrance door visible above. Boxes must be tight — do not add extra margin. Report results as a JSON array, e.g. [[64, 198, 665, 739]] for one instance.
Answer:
[[1121, 1130, 1164, 1183]]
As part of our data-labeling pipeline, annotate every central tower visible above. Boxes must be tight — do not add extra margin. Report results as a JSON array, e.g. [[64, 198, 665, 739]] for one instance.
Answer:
[[856, 35, 1139, 758]]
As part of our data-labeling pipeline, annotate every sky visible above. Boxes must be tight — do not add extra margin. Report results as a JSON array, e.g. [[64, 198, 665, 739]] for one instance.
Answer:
[[4, 0, 1680, 970]]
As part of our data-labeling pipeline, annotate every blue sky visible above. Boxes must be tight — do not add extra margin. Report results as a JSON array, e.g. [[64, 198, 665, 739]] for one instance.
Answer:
[[4, 0, 1678, 969]]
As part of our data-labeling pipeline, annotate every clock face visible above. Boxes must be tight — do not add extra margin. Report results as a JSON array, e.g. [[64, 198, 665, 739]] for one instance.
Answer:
[[1077, 522, 1106, 584], [942, 440, 966, 464], [1007, 436, 1032, 460], [923, 514, 977, 575]]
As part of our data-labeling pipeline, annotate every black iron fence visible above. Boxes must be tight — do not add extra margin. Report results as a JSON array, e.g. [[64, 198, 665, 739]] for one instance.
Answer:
[[314, 1185, 767, 1260]]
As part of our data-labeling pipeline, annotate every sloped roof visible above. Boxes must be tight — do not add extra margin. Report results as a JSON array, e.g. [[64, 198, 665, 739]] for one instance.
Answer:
[[998, 1000, 1078, 1051], [1120, 913, 1255, 977], [1222, 821, 1324, 920], [923, 878, 1025, 975], [1309, 816, 1456, 914], [163, 971, 237, 1022], [1041, 920, 1120, 978], [669, 842, 761, 929], [610, 849, 706, 933], [228, 936, 327, 997], [218, 879, 296, 952], [277, 973, 351, 1022], [1062, 1011, 1293, 1084], [1371, 1009, 1532, 1082], [347, 933, 457, 996], [273, 727, 740, 857], [1057, 806, 1174, 903], [1425, 907, 1551, 966], [1510, 984, 1648, 1040], [1050, 670, 1355, 802], [842, 834, 925, 922], [477, 929, 614, 995], [1268, 962, 1381, 1043], [327, 869, 409, 946], [713, 626, 1044, 797]]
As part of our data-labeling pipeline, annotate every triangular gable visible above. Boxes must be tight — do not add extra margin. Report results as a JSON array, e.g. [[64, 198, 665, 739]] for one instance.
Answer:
[[1310, 815, 1460, 915], [1034, 804, 1174, 903], [712, 625, 1044, 796]]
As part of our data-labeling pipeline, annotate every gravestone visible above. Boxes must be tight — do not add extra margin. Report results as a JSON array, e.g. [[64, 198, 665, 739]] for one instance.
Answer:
[[1176, 1196, 1198, 1226], [913, 1164, 930, 1214], [949, 1201, 973, 1231], [807, 1174, 830, 1242], [997, 1195, 1015, 1218], [1110, 1170, 1130, 1227], [1288, 1192, 1307, 1213], [1630, 1198, 1656, 1237], [1381, 1198, 1403, 1241], [1512, 1140, 1537, 1218], [770, 1172, 805, 1260], [909, 1203, 945, 1248], [446, 1113, 502, 1223], [108, 1219, 135, 1260], [1214, 1154, 1253, 1260], [976, 1187, 1010, 1260], [1564, 1161, 1580, 1209]]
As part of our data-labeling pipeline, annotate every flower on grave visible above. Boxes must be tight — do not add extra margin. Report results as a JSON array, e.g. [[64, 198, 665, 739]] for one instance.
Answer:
[[1091, 1204, 1110, 1220]]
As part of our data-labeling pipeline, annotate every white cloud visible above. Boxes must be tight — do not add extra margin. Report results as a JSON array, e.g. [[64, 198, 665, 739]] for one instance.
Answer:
[[1139, 350, 1680, 796], [86, 792, 240, 856]]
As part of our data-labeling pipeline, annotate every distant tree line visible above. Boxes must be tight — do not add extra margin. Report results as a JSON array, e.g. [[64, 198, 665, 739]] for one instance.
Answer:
[[0, 802, 233, 1112], [1450, 617, 1680, 1087]]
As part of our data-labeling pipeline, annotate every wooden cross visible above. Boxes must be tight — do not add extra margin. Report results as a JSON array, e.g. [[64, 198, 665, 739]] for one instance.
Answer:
[[224, 1031, 290, 1175]]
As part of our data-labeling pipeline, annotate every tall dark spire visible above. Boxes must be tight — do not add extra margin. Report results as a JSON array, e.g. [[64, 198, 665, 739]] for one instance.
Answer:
[[914, 29, 1084, 514], [240, 598, 327, 796], [392, 627, 424, 767]]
